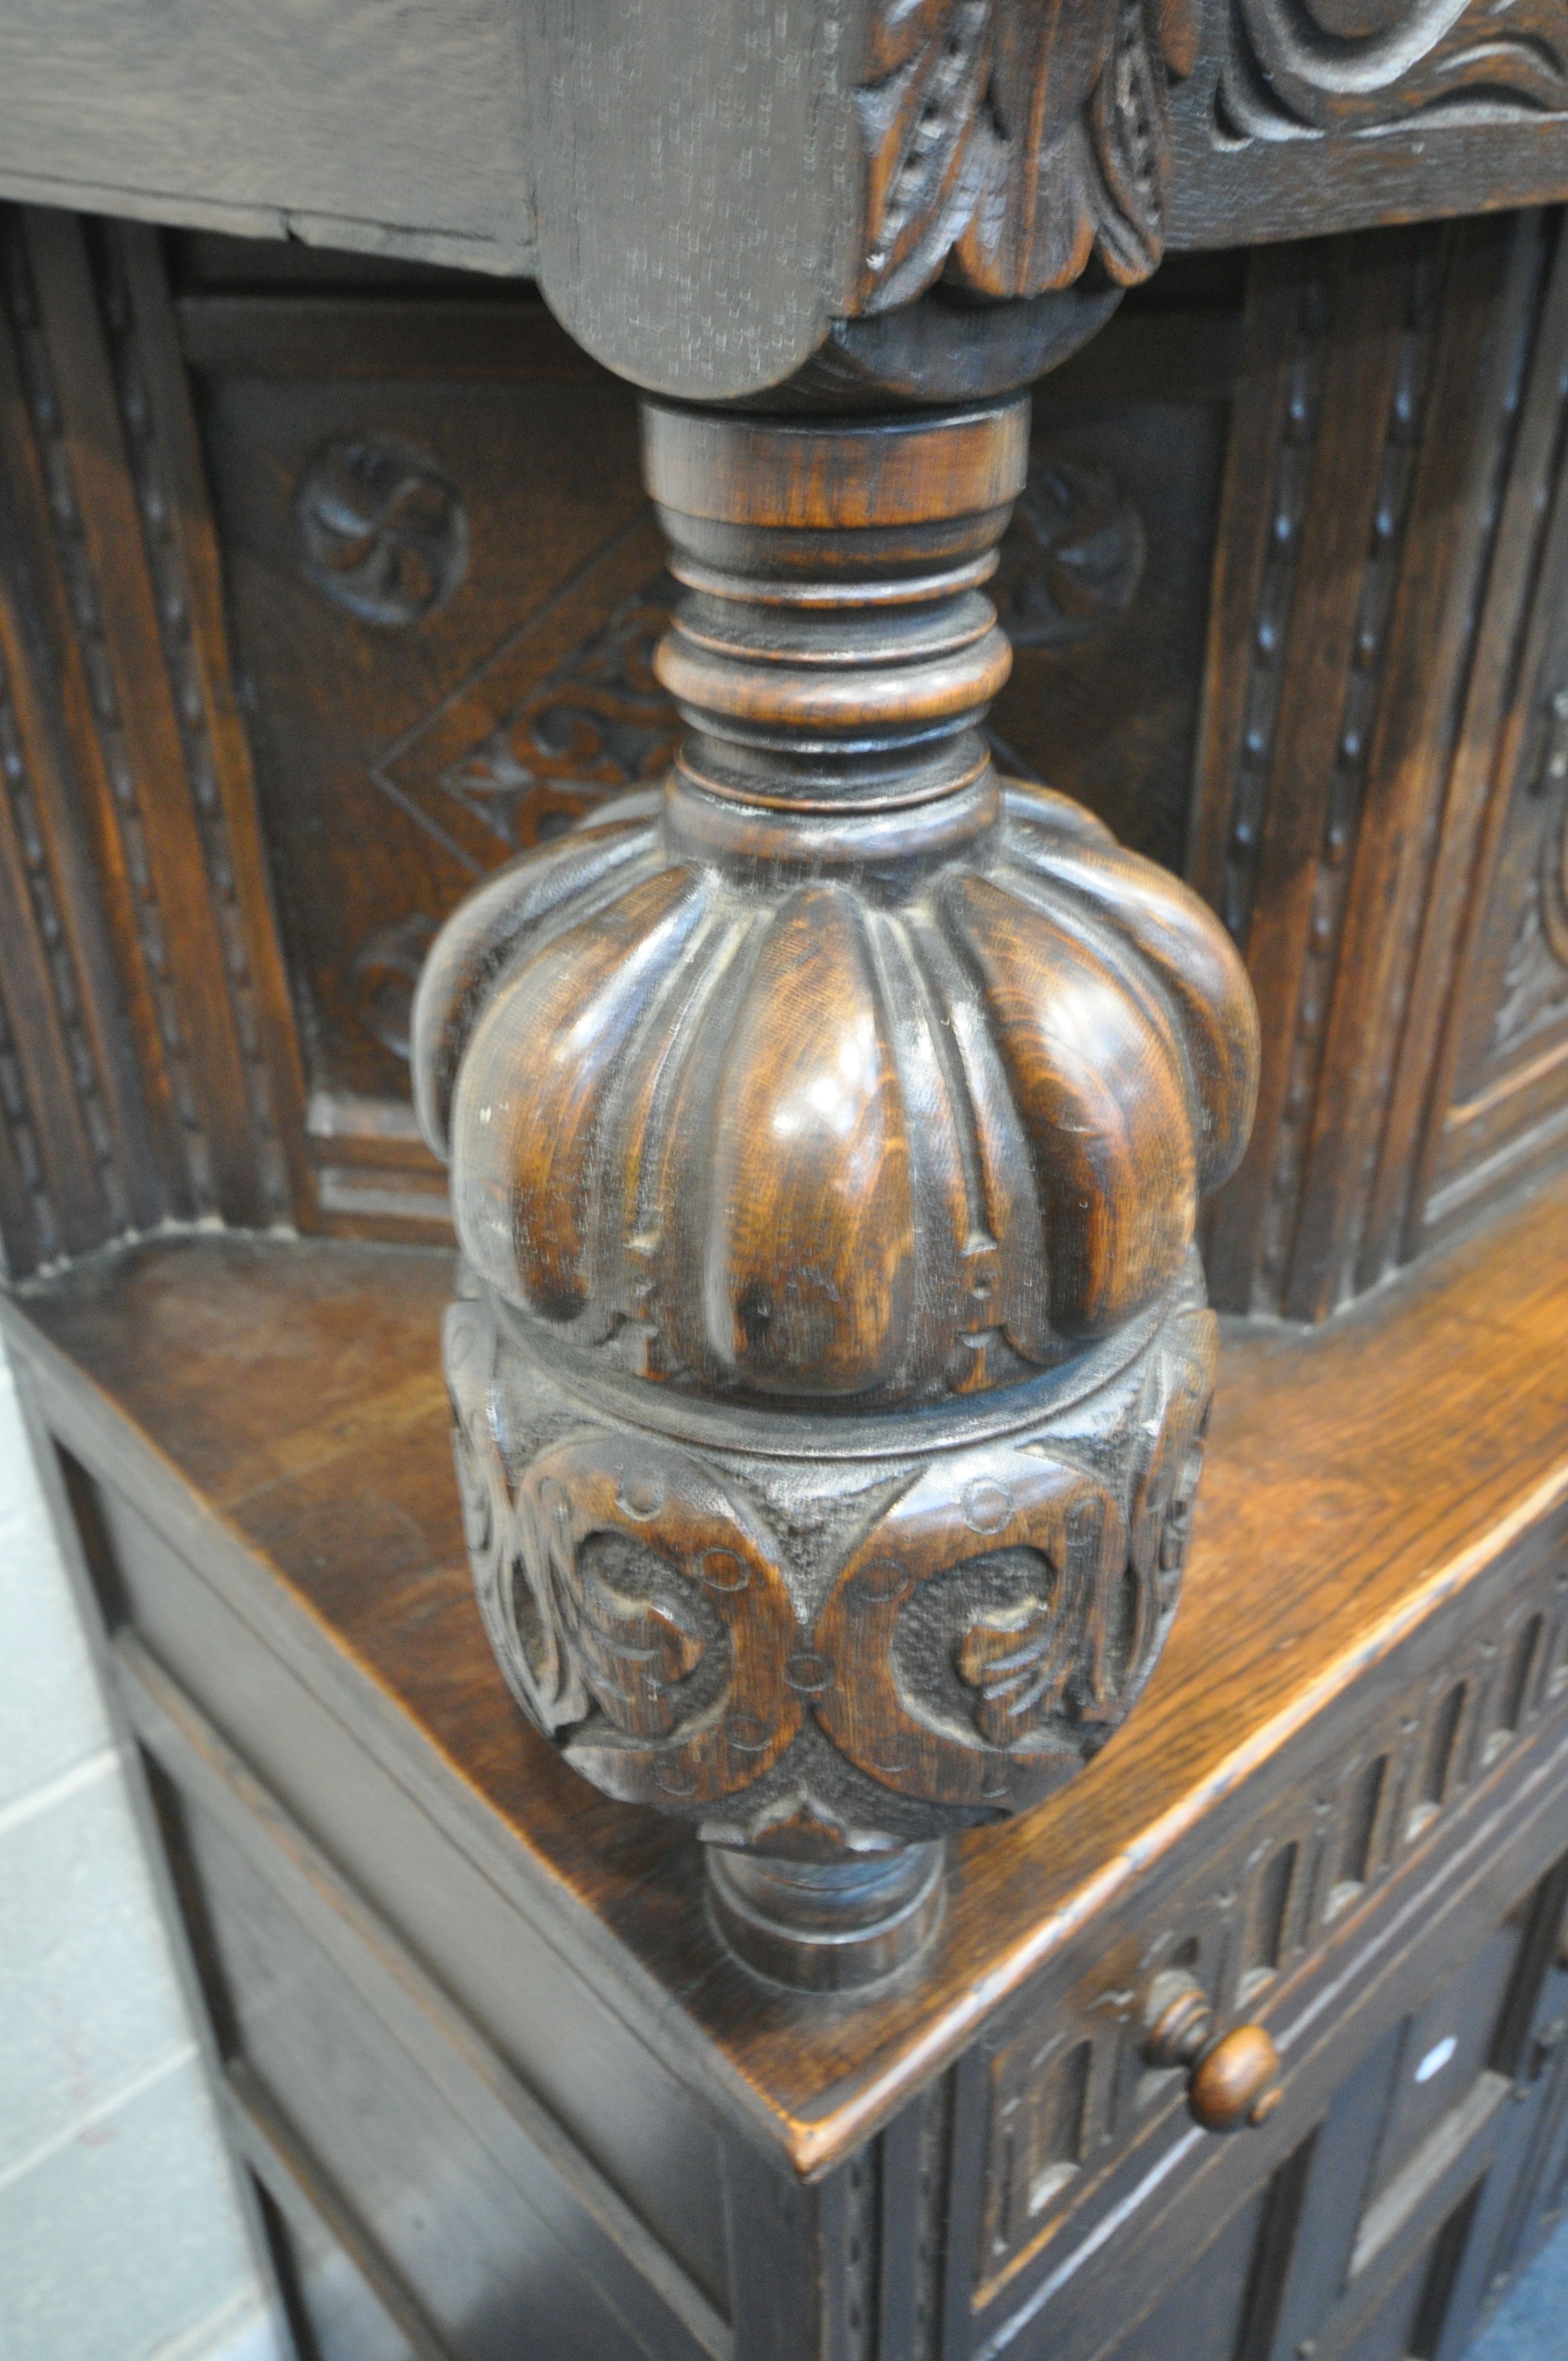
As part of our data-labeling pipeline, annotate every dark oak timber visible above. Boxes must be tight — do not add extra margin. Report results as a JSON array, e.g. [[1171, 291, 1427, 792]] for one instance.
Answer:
[[6, 0, 1568, 2347], [6, 1161, 1568, 2355], [8, 1160, 1568, 2174]]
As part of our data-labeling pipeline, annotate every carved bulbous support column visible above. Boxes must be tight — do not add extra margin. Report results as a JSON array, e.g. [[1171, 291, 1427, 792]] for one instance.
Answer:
[[412, 396, 1259, 1991]]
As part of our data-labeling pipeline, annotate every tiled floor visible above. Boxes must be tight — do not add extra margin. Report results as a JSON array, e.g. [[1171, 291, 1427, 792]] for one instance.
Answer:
[[1467, 2218, 1568, 2359]]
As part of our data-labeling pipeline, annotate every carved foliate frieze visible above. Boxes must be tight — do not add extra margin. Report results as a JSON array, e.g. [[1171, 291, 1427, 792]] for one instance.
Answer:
[[445, 1275, 1217, 1849], [1220, 0, 1568, 143], [855, 0, 1196, 314]]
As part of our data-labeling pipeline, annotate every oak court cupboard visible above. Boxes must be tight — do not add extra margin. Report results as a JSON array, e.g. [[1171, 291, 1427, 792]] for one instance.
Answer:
[[3, 5, 1568, 2357]]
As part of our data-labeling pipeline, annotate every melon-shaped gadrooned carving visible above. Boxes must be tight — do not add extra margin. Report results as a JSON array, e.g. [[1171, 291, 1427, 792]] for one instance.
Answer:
[[413, 786, 1257, 1405]]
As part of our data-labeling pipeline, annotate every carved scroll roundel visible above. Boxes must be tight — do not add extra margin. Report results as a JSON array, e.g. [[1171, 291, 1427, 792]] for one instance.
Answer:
[[476, 1423, 804, 1810], [296, 436, 468, 627], [815, 1445, 1130, 1814]]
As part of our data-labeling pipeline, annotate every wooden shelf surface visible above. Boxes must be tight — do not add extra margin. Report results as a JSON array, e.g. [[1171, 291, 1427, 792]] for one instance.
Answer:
[[7, 1169, 1568, 2176]]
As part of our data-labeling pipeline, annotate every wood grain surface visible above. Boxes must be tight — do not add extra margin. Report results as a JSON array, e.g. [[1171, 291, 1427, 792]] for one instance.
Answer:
[[9, 1156, 1568, 2177]]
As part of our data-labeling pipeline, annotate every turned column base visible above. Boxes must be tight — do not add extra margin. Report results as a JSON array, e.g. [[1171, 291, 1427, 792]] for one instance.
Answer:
[[707, 1842, 945, 1992]]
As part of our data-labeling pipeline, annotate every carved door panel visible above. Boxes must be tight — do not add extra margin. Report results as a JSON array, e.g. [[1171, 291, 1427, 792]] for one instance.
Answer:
[[1428, 651, 1568, 1235], [992, 378, 1229, 875], [187, 269, 656, 1233], [1254, 1863, 1567, 2361], [1098, 2184, 1273, 2361]]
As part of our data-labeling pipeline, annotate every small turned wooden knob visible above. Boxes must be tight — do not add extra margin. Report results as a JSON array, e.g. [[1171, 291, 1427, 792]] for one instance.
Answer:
[[1189, 2025, 1283, 2134], [1142, 1970, 1283, 2134]]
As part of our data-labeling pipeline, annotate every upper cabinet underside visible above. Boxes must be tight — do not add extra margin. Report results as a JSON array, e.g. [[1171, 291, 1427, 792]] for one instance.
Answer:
[[5, 1, 1568, 398]]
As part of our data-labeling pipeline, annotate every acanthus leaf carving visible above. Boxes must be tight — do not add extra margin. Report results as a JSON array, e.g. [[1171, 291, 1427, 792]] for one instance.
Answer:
[[856, 0, 1195, 314]]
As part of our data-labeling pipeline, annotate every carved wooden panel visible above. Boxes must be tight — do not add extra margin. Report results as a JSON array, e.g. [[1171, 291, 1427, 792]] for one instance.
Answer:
[[995, 335, 1231, 876], [178, 234, 1238, 1244], [968, 1519, 1568, 2320], [1193, 208, 1568, 1316], [1168, 0, 1568, 259], [1406, 208, 1568, 1249], [184, 256, 650, 1238], [0, 205, 303, 1276], [1219, 0, 1568, 140]]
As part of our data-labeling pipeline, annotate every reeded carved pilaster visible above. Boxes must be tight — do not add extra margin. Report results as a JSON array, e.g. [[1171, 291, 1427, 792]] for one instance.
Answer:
[[414, 398, 1258, 1989]]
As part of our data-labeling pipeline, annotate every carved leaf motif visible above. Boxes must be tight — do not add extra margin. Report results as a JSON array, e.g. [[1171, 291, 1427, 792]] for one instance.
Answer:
[[552, 1535, 705, 1741], [1222, 0, 1568, 140], [956, 1591, 1075, 1743], [857, 0, 1192, 311], [858, 0, 998, 309], [439, 583, 680, 854]]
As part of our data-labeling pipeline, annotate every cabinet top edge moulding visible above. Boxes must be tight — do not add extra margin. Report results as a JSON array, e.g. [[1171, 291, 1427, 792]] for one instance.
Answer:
[[8, 0, 1568, 398]]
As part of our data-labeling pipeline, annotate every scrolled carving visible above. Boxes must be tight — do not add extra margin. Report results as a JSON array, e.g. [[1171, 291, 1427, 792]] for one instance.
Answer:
[[352, 915, 438, 1060], [995, 457, 1145, 650], [1128, 1300, 1217, 1611], [1490, 688, 1568, 1055], [296, 436, 468, 627], [1220, 0, 1568, 141], [438, 580, 681, 853], [446, 1372, 807, 1810], [816, 1449, 1126, 1812], [447, 1267, 1218, 1841], [856, 0, 1196, 314]]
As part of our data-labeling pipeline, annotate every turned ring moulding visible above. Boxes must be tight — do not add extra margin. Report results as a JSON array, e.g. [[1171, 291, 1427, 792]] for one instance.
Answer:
[[412, 393, 1260, 1992]]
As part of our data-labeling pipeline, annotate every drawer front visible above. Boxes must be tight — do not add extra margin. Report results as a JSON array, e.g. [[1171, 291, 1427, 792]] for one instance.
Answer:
[[950, 1520, 1568, 2359], [970, 1823, 1568, 2361]]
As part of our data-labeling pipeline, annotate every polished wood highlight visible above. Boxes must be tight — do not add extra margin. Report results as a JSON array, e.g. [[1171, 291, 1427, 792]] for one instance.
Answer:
[[5, 0, 1568, 2338], [6, 1150, 1568, 2357], [10, 1154, 1568, 2173]]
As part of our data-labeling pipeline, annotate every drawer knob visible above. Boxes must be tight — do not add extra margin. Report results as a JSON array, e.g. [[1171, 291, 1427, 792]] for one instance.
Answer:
[[1143, 1970, 1283, 2134]]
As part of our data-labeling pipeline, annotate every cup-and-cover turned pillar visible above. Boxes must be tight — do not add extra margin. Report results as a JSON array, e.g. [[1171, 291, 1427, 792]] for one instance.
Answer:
[[412, 395, 1259, 1990]]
